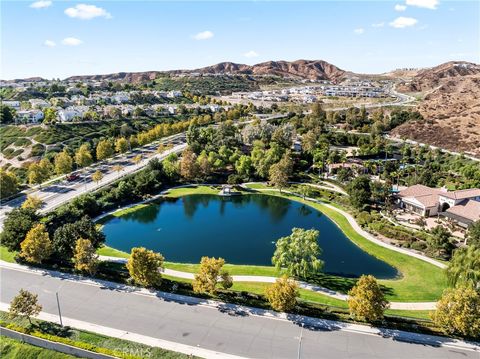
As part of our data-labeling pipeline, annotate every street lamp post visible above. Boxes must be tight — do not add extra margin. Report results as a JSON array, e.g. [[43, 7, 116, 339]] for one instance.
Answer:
[[56, 292, 63, 327]]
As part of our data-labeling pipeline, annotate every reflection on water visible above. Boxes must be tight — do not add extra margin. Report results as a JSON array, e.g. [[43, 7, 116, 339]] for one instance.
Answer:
[[103, 194, 398, 279]]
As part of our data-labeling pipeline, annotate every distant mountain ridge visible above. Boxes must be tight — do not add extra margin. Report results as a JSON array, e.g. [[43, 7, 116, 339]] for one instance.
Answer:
[[63, 59, 351, 83]]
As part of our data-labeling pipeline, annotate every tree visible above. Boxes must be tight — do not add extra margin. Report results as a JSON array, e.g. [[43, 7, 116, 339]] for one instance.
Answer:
[[44, 107, 57, 123], [272, 228, 323, 279], [0, 207, 39, 251], [428, 226, 454, 259], [432, 286, 480, 338], [467, 221, 480, 247], [192, 256, 225, 294], [115, 137, 129, 154], [9, 289, 42, 325], [132, 154, 142, 166], [54, 149, 73, 175], [75, 144, 93, 168], [269, 152, 293, 192], [92, 170, 103, 184], [220, 270, 233, 289], [297, 185, 313, 200], [37, 158, 54, 184], [126, 247, 164, 287], [265, 276, 298, 311], [0, 105, 15, 124], [96, 139, 114, 161], [162, 153, 179, 180], [348, 175, 372, 210], [348, 275, 389, 322], [0, 169, 18, 198], [197, 150, 212, 179], [73, 238, 99, 275], [21, 195, 43, 211], [235, 155, 253, 179], [20, 223, 52, 264], [27, 163, 45, 186], [446, 246, 480, 289], [113, 164, 124, 177], [302, 130, 319, 154], [180, 148, 199, 181], [52, 216, 105, 259]]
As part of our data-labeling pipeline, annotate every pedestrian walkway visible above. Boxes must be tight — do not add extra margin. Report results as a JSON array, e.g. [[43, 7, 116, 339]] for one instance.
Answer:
[[98, 255, 436, 310]]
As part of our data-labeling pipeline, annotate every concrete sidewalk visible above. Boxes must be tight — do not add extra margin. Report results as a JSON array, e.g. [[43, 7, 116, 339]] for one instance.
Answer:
[[2, 260, 477, 353], [99, 255, 435, 310]]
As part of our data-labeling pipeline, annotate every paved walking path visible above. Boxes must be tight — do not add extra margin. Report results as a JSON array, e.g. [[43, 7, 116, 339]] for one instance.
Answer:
[[98, 255, 436, 310], [252, 186, 446, 269], [2, 261, 478, 355]]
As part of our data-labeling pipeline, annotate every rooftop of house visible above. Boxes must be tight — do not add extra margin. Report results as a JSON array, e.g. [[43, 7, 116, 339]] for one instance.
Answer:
[[439, 188, 480, 200], [445, 199, 480, 222]]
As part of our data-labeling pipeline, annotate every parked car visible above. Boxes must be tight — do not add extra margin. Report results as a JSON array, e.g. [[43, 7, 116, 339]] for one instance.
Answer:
[[66, 172, 80, 181]]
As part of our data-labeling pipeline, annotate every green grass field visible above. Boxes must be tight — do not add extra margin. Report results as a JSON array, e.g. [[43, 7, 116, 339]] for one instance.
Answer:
[[0, 336, 76, 359]]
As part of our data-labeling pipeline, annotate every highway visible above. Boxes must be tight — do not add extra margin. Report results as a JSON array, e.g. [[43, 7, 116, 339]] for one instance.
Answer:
[[0, 114, 287, 229], [1, 265, 477, 359], [0, 133, 187, 226]]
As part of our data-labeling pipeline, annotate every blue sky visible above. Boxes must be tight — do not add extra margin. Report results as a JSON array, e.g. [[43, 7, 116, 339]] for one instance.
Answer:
[[1, 0, 479, 79]]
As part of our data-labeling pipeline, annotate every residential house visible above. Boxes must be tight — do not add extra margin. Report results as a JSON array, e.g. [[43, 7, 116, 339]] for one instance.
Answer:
[[16, 110, 44, 123], [397, 184, 480, 227], [57, 106, 88, 122], [29, 99, 50, 109], [167, 90, 182, 98], [2, 101, 20, 110]]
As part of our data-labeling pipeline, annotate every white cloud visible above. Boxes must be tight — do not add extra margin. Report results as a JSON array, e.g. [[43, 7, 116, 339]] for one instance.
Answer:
[[30, 0, 52, 9], [354, 28, 365, 34], [44, 40, 56, 47], [192, 30, 214, 40], [371, 22, 385, 28], [405, 0, 439, 9], [389, 17, 418, 28], [65, 4, 112, 20], [244, 50, 259, 58], [395, 4, 407, 11], [61, 37, 83, 46]]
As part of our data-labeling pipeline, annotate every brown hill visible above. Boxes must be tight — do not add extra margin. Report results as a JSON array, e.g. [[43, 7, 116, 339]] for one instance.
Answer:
[[63, 59, 351, 83], [392, 61, 480, 157], [192, 59, 349, 81]]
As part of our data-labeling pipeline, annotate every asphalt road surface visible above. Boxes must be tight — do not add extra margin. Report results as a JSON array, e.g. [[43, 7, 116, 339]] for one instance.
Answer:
[[0, 267, 476, 359]]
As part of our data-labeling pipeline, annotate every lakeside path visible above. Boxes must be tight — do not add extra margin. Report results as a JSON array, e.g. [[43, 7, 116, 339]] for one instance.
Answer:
[[1, 261, 478, 357], [97, 255, 436, 311], [93, 183, 448, 310], [253, 186, 446, 270]]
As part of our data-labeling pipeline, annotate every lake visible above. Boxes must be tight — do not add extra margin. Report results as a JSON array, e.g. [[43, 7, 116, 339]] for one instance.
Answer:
[[103, 194, 398, 278]]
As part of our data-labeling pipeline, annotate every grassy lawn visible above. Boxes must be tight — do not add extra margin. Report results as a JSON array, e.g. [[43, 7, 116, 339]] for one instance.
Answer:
[[0, 336, 76, 359], [97, 245, 129, 258], [0, 246, 16, 263], [94, 184, 447, 302]]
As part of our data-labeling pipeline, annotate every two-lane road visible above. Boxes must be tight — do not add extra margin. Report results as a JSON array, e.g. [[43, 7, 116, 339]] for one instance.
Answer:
[[0, 266, 477, 359]]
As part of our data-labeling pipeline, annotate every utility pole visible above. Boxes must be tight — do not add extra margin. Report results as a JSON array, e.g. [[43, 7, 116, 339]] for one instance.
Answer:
[[297, 323, 304, 359], [56, 292, 63, 327]]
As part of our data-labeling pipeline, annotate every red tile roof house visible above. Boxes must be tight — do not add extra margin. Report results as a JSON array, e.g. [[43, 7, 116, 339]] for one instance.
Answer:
[[397, 184, 480, 228]]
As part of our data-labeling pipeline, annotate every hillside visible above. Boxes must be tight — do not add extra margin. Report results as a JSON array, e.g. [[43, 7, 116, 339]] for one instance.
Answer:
[[392, 61, 480, 156], [63, 59, 352, 83], [190, 59, 350, 81]]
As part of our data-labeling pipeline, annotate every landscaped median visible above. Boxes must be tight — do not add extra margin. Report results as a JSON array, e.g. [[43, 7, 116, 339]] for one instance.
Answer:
[[0, 310, 198, 359]]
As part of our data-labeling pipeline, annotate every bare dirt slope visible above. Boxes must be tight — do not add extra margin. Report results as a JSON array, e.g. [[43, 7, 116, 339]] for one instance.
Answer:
[[392, 62, 480, 157]]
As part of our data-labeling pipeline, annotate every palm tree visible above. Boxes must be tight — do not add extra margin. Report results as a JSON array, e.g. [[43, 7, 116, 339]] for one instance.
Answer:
[[446, 246, 480, 289]]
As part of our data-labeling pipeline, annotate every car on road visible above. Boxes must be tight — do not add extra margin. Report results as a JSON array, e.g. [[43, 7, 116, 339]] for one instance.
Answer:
[[66, 172, 81, 182]]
